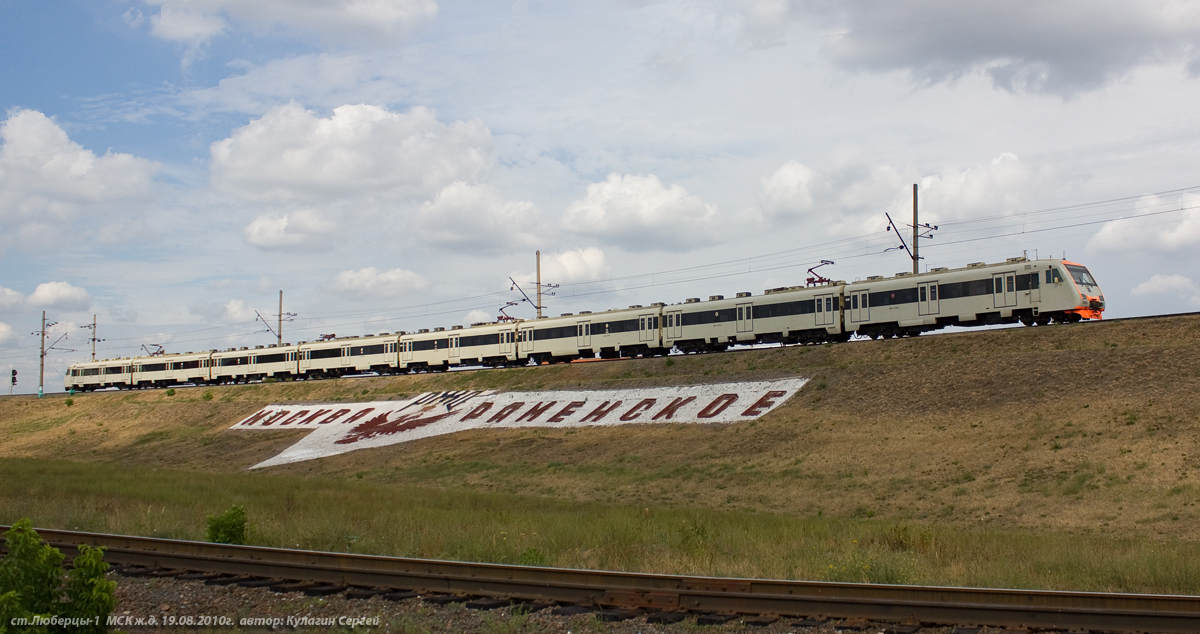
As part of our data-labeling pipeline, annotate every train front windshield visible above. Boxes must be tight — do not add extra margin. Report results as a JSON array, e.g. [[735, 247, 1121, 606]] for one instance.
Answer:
[[1065, 264, 1099, 290]]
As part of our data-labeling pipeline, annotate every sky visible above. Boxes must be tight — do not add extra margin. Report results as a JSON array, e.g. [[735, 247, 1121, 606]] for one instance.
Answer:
[[3, 0, 1200, 394]]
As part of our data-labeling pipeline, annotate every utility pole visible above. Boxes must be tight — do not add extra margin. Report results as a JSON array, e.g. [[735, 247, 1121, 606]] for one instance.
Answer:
[[536, 251, 543, 319], [884, 185, 936, 270], [912, 184, 919, 274], [39, 312, 45, 398], [256, 291, 294, 345], [81, 314, 103, 361]]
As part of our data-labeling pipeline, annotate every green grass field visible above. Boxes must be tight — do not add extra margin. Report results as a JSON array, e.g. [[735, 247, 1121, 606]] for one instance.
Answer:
[[4, 458, 1200, 596]]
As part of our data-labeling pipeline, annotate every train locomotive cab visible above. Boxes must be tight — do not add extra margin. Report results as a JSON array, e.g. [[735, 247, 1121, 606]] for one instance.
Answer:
[[1060, 261, 1105, 321]]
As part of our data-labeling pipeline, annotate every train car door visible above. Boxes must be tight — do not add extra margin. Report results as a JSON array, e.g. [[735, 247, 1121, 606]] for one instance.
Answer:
[[736, 303, 753, 333], [449, 335, 460, 359], [638, 313, 656, 342], [300, 349, 311, 370], [341, 345, 351, 366], [576, 321, 591, 347], [850, 289, 869, 323], [918, 282, 940, 315], [666, 310, 683, 339], [519, 326, 534, 352], [401, 341, 413, 362], [815, 293, 835, 326], [499, 330, 512, 356], [993, 273, 1017, 308]]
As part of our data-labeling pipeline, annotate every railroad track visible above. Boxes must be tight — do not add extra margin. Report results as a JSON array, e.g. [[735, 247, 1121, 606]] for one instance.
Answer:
[[9, 527, 1200, 632]]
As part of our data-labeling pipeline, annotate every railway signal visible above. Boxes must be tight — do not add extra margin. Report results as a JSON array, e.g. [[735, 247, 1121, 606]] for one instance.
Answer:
[[8, 368, 14, 396]]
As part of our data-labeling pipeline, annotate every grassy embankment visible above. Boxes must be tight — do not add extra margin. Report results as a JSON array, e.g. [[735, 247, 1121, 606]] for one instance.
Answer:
[[2, 314, 1199, 593], [4, 458, 1200, 594]]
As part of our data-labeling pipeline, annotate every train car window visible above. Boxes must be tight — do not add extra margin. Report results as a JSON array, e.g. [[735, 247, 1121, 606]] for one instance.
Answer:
[[862, 293, 868, 307], [816, 298, 822, 313], [737, 307, 743, 320], [919, 287, 926, 302], [995, 278, 1003, 293], [825, 297, 832, 312], [1006, 276, 1015, 292], [930, 286, 938, 301], [852, 294, 858, 309], [1065, 264, 1098, 287]]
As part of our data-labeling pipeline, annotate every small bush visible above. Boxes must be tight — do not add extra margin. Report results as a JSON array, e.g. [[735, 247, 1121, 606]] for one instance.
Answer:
[[201, 391, 213, 401], [166, 388, 175, 396], [206, 505, 247, 545], [64, 398, 73, 407], [0, 519, 116, 634]]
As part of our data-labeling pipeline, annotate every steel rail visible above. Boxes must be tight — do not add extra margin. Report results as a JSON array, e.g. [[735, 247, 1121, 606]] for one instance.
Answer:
[[8, 527, 1200, 632]]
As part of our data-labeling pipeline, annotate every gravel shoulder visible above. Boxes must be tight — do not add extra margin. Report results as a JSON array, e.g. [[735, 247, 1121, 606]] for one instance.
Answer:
[[115, 572, 968, 634]]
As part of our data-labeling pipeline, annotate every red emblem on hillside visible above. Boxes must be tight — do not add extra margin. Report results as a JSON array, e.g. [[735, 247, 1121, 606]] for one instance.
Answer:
[[334, 404, 457, 445]]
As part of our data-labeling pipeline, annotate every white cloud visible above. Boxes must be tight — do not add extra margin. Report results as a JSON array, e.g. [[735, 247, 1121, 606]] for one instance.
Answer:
[[918, 153, 1058, 222], [754, 153, 1068, 237], [107, 305, 139, 324], [123, 7, 145, 27], [145, 0, 436, 49], [210, 103, 493, 204], [26, 282, 91, 312], [150, 5, 226, 43], [179, 54, 397, 116], [0, 287, 23, 312], [330, 267, 428, 299], [0, 322, 11, 343], [759, 160, 815, 219], [0, 110, 159, 251], [538, 247, 610, 284], [1088, 193, 1200, 253], [1131, 274, 1198, 296], [746, 0, 1200, 96], [464, 309, 493, 325], [507, 248, 610, 311], [561, 173, 721, 252], [244, 209, 337, 250], [415, 182, 539, 252], [187, 299, 258, 323]]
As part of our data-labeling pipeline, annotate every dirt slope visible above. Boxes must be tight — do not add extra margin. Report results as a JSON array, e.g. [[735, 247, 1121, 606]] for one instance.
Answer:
[[2, 314, 1198, 538]]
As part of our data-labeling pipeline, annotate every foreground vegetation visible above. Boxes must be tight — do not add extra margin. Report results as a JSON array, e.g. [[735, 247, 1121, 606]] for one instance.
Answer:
[[2, 459, 1199, 596]]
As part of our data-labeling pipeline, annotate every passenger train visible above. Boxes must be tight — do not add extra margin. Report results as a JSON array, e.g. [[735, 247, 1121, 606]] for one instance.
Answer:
[[64, 257, 1105, 392]]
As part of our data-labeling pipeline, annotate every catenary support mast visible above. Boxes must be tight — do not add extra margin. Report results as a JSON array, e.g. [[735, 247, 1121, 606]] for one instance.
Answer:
[[913, 184, 919, 274], [38, 311, 45, 398]]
